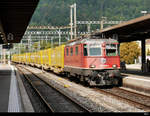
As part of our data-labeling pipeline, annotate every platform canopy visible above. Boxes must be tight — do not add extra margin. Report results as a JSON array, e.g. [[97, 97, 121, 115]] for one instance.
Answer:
[[0, 0, 39, 44], [93, 14, 150, 43]]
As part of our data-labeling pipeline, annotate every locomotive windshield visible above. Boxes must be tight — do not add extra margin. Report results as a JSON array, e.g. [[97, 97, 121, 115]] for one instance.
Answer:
[[89, 47, 101, 56], [83, 44, 102, 56], [106, 44, 118, 56]]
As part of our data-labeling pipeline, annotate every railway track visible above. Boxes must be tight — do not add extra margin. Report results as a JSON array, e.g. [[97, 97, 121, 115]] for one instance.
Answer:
[[16, 64, 150, 112], [94, 87, 150, 112], [16, 65, 91, 112]]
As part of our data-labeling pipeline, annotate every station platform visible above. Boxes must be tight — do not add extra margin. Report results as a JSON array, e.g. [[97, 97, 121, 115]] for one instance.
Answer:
[[0, 64, 34, 112], [121, 69, 150, 95]]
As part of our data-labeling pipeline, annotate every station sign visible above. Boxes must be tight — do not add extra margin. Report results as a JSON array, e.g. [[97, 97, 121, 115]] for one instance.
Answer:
[[7, 33, 14, 41]]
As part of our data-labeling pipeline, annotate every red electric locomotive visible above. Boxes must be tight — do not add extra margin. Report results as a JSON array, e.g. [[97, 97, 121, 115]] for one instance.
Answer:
[[64, 36, 121, 86]]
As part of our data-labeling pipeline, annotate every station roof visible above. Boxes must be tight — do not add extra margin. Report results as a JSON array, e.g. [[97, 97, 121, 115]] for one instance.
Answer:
[[0, 0, 39, 44], [93, 14, 150, 42]]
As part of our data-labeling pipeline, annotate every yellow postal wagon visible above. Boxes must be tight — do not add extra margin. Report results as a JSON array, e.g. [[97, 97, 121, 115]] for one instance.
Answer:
[[51, 45, 65, 73]]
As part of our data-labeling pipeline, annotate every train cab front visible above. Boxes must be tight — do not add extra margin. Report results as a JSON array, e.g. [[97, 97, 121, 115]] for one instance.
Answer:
[[82, 39, 121, 86]]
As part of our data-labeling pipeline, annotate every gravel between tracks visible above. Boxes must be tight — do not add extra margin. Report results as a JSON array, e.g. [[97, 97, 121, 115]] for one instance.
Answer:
[[21, 65, 144, 112]]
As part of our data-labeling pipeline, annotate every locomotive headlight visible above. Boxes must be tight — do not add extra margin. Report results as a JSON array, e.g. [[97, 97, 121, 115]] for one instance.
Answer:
[[89, 64, 96, 68], [101, 58, 106, 64], [112, 64, 117, 68]]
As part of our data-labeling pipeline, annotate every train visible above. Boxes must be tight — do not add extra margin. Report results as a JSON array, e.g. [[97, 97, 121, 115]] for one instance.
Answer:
[[12, 36, 122, 86]]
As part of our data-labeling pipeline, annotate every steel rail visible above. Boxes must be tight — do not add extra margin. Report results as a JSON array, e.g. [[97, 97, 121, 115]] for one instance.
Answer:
[[17, 65, 91, 112], [94, 88, 150, 112], [17, 66, 54, 112], [114, 87, 150, 99]]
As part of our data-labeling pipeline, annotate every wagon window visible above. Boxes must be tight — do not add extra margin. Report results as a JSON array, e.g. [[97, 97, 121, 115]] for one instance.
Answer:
[[84, 44, 88, 56], [75, 46, 78, 55], [70, 47, 73, 56], [66, 48, 69, 56]]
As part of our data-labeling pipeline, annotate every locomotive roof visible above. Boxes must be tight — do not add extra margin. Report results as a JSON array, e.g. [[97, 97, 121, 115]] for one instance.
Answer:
[[66, 37, 118, 46]]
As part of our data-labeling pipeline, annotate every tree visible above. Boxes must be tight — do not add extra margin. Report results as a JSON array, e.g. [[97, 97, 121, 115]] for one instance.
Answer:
[[120, 41, 141, 64], [40, 40, 47, 50], [20, 45, 26, 54], [29, 0, 147, 30], [33, 42, 39, 51], [45, 42, 51, 49], [147, 48, 150, 56]]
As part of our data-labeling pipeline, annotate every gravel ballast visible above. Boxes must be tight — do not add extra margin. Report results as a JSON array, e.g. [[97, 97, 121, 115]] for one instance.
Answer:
[[20, 65, 144, 112]]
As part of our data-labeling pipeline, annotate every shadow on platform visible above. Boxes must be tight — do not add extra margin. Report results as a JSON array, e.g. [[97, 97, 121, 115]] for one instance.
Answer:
[[121, 69, 150, 77]]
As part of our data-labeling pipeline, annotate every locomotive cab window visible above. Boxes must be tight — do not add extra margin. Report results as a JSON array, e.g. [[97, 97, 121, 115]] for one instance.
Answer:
[[106, 44, 118, 56], [117, 44, 120, 55], [83, 44, 88, 56], [89, 44, 101, 56]]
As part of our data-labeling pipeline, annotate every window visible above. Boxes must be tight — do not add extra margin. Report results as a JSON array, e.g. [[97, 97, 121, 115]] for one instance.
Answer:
[[117, 45, 120, 55], [84, 44, 88, 56], [106, 44, 118, 56], [89, 47, 101, 56], [89, 43, 101, 56], [106, 49, 117, 56], [70, 47, 73, 56], [66, 48, 69, 56], [75, 46, 78, 55]]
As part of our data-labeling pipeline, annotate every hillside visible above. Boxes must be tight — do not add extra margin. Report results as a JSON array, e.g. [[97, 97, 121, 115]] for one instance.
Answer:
[[29, 0, 149, 30]]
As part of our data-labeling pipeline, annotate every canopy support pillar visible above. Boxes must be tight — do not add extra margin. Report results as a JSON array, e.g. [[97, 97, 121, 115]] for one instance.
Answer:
[[141, 39, 146, 72]]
